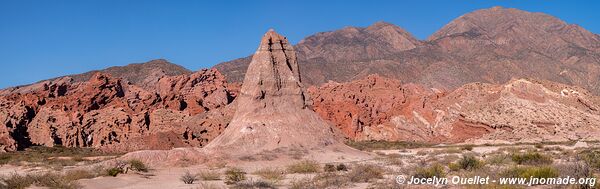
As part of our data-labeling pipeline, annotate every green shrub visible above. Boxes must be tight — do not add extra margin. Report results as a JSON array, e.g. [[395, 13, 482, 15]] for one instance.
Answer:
[[287, 160, 320, 173], [106, 167, 124, 177], [347, 164, 384, 182], [225, 167, 246, 185], [502, 166, 559, 180], [413, 164, 445, 179], [453, 155, 483, 171], [128, 159, 148, 172], [511, 152, 553, 165]]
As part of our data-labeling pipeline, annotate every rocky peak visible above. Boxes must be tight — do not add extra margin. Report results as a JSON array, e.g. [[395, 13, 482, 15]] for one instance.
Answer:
[[237, 30, 307, 114]]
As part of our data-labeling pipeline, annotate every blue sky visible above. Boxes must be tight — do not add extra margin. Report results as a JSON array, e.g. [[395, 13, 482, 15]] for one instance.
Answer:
[[0, 0, 598, 88]]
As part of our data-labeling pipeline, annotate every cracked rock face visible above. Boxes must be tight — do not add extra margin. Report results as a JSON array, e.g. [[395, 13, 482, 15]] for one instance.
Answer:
[[203, 30, 344, 156], [309, 75, 600, 144], [0, 69, 235, 152]]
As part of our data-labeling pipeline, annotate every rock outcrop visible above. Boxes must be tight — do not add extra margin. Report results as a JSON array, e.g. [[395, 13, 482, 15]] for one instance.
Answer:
[[0, 69, 234, 152], [203, 30, 356, 157], [309, 75, 600, 143]]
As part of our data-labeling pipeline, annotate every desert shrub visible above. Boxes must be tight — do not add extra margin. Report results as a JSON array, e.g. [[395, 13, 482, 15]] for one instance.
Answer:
[[511, 152, 553, 165], [0, 153, 11, 165], [292, 173, 351, 188], [180, 171, 198, 184], [502, 166, 559, 180], [63, 169, 96, 181], [347, 164, 385, 182], [451, 155, 483, 171], [345, 140, 431, 151], [461, 145, 474, 151], [199, 170, 221, 180], [413, 164, 445, 179], [225, 167, 246, 185], [556, 162, 592, 180], [32, 173, 80, 189], [106, 167, 124, 177], [485, 154, 511, 165], [580, 150, 600, 171], [0, 173, 34, 189], [254, 167, 285, 182], [534, 144, 544, 149], [336, 163, 348, 171], [324, 164, 336, 172], [287, 160, 320, 173], [128, 159, 148, 172], [232, 179, 276, 189]]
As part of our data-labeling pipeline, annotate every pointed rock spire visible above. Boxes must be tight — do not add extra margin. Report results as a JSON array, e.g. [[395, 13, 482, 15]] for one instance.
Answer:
[[203, 30, 363, 158]]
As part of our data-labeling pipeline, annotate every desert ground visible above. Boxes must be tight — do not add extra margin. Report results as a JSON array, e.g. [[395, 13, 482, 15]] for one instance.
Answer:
[[1, 141, 599, 189]]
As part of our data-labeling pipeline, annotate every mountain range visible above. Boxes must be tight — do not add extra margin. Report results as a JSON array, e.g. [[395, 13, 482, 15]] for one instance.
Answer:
[[1, 6, 600, 152]]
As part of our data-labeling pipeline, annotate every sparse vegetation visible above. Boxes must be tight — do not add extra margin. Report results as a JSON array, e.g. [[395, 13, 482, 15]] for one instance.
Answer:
[[450, 155, 483, 171], [106, 167, 124, 177], [128, 159, 148, 172], [199, 170, 221, 180], [345, 140, 431, 151], [580, 150, 600, 171], [347, 164, 384, 182], [180, 171, 199, 184], [413, 164, 445, 179], [324, 164, 336, 172], [461, 145, 474, 151], [0, 169, 99, 189], [225, 167, 246, 185], [336, 163, 348, 171], [232, 179, 276, 189], [0, 146, 119, 168], [501, 166, 559, 180], [287, 160, 320, 173], [254, 167, 285, 182], [290, 173, 352, 189], [511, 152, 553, 165]]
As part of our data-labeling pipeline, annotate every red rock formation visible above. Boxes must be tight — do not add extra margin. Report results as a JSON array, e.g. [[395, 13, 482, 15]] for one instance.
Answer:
[[309, 75, 600, 143], [0, 69, 234, 152]]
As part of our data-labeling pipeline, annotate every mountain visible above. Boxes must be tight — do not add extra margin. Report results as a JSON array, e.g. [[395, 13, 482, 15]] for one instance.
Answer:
[[214, 7, 600, 95], [67, 59, 192, 90]]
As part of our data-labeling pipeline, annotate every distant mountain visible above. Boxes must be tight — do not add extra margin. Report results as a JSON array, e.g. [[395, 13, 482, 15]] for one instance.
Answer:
[[67, 59, 192, 90], [214, 6, 600, 94]]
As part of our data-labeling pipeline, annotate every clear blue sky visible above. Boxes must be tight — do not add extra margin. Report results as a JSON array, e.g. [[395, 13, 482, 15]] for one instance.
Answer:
[[1, 0, 598, 88]]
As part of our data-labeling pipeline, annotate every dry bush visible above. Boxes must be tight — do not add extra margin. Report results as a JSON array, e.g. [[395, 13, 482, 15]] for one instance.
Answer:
[[198, 170, 221, 180], [347, 164, 384, 183], [0, 173, 34, 189], [287, 160, 320, 173], [485, 153, 511, 165], [345, 140, 431, 151], [324, 164, 336, 172], [254, 167, 285, 182], [232, 179, 276, 189], [180, 171, 199, 184], [413, 164, 445, 179], [290, 172, 352, 189], [224, 167, 246, 185], [511, 152, 553, 165], [128, 159, 148, 172], [461, 145, 474, 151], [197, 181, 225, 189]]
